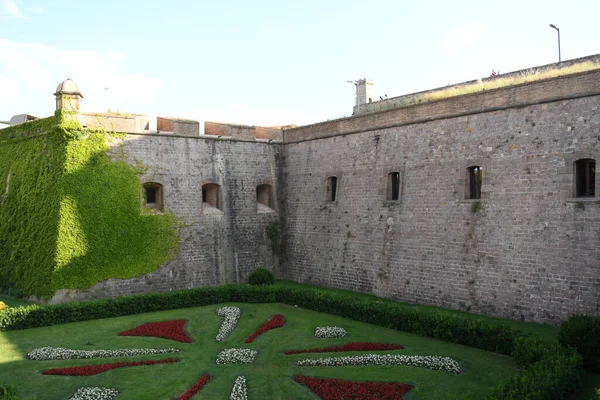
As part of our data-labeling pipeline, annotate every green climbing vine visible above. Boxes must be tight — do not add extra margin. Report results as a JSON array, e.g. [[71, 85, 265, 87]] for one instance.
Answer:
[[0, 112, 179, 298]]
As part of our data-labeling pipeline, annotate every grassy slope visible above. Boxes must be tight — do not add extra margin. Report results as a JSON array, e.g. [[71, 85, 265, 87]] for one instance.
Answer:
[[0, 303, 518, 400]]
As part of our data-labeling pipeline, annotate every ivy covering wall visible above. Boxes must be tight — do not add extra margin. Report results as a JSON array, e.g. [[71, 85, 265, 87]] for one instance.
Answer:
[[0, 112, 179, 298]]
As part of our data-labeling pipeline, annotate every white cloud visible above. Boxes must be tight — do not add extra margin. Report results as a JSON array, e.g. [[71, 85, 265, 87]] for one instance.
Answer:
[[442, 23, 488, 52], [27, 5, 42, 14], [1, 0, 31, 21], [0, 39, 162, 117]]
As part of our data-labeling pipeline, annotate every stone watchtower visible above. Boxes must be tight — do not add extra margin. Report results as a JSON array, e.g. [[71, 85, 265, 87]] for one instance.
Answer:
[[54, 78, 83, 112]]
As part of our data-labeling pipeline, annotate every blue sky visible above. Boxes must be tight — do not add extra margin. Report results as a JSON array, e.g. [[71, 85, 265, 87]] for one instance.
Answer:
[[1, 0, 599, 128]]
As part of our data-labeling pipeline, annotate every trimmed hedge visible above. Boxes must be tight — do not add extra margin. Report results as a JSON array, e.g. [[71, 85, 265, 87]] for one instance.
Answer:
[[559, 314, 600, 373], [0, 284, 584, 399]]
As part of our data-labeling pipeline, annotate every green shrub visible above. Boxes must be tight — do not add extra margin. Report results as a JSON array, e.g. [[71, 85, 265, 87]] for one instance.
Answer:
[[559, 314, 600, 372], [248, 268, 275, 286], [488, 345, 583, 399]]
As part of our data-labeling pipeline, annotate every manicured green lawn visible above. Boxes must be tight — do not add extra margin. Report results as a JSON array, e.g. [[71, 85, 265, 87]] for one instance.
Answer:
[[0, 294, 35, 309], [0, 303, 518, 399]]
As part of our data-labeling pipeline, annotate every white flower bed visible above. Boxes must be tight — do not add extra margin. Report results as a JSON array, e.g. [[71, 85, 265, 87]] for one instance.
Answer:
[[27, 346, 180, 361], [215, 348, 257, 364], [68, 387, 119, 400], [296, 354, 462, 374], [229, 375, 248, 400], [314, 326, 347, 338], [215, 306, 241, 342]]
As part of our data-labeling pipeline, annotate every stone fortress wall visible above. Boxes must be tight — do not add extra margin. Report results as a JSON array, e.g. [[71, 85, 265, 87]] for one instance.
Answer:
[[39, 59, 600, 324]]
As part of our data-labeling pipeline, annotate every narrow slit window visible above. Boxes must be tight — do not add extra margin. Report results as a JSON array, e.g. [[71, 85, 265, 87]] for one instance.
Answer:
[[387, 172, 400, 201], [575, 159, 596, 197], [467, 166, 482, 199], [143, 182, 163, 210], [326, 176, 337, 202]]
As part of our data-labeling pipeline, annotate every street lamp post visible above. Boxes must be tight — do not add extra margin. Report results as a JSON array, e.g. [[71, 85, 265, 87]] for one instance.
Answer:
[[549, 24, 561, 63]]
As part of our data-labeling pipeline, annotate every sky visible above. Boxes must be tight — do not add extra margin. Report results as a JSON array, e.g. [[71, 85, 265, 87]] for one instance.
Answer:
[[1, 0, 600, 129]]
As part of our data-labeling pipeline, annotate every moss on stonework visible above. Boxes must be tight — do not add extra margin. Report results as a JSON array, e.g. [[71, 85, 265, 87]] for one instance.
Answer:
[[0, 111, 179, 298]]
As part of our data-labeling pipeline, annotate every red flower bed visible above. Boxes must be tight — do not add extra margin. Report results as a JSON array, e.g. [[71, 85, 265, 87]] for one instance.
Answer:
[[245, 314, 285, 343], [285, 342, 405, 355], [42, 358, 180, 376], [294, 375, 413, 400], [174, 373, 211, 400], [119, 319, 192, 343]]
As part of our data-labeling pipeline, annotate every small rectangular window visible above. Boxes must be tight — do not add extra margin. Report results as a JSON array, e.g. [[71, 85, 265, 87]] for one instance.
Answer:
[[387, 172, 400, 201], [326, 176, 337, 202], [256, 184, 272, 208], [202, 183, 221, 209], [143, 182, 163, 210], [576, 159, 596, 197], [468, 166, 482, 199]]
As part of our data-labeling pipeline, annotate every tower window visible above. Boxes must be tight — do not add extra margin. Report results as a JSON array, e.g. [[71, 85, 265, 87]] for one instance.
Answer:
[[467, 166, 482, 199], [143, 182, 163, 210], [202, 183, 221, 210], [387, 172, 400, 201], [575, 159, 596, 197], [326, 176, 337, 202]]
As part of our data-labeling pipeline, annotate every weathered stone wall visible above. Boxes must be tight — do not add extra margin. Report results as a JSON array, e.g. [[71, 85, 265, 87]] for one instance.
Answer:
[[281, 92, 600, 324], [55, 134, 281, 302], [286, 68, 600, 142], [49, 64, 600, 324]]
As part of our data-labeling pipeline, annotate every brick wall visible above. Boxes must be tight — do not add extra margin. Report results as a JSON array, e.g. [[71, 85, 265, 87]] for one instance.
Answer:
[[157, 117, 199, 136], [54, 135, 281, 301], [281, 93, 600, 324], [205, 121, 282, 141], [50, 66, 600, 324]]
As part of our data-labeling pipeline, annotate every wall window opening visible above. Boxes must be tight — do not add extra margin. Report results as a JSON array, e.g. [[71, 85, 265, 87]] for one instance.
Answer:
[[467, 166, 482, 199], [256, 184, 273, 208], [202, 183, 221, 210], [143, 182, 163, 210], [575, 159, 596, 197], [387, 172, 400, 201], [326, 176, 337, 202]]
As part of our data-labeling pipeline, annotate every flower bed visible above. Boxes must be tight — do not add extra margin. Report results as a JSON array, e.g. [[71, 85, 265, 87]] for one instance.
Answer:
[[314, 327, 347, 338], [285, 342, 404, 355], [27, 346, 180, 360], [215, 307, 241, 342], [42, 358, 180, 376], [296, 354, 462, 374], [174, 373, 211, 400], [294, 375, 413, 400], [215, 348, 258, 364], [119, 320, 192, 343], [68, 387, 119, 400], [245, 314, 285, 343], [229, 376, 248, 400]]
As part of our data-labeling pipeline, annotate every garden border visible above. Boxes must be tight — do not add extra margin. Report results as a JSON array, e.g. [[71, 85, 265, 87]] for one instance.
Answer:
[[0, 283, 584, 398]]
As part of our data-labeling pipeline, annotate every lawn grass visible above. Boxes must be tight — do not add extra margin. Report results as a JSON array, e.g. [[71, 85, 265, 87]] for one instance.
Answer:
[[0, 295, 35, 309], [277, 280, 559, 343], [0, 303, 518, 400]]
